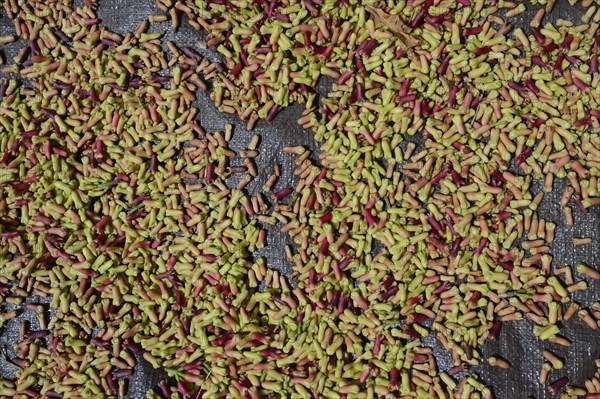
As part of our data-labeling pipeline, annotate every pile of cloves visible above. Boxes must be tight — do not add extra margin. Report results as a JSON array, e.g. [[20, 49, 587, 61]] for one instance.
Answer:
[[0, 0, 599, 398]]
